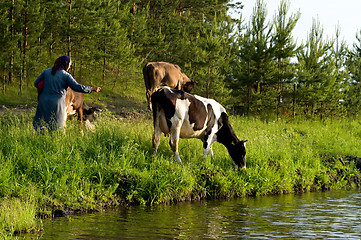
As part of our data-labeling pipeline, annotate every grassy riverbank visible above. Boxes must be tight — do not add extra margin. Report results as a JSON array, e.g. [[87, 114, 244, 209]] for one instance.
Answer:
[[1, 110, 361, 237]]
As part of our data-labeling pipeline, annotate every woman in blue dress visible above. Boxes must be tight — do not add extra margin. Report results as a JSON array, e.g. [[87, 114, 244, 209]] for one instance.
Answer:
[[33, 56, 101, 131]]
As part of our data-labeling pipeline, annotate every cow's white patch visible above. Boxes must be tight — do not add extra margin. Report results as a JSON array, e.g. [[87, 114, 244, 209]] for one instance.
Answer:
[[194, 95, 226, 120], [66, 102, 76, 116], [172, 98, 205, 138], [63, 105, 69, 128], [203, 147, 214, 159], [85, 119, 95, 131], [175, 152, 182, 163], [193, 95, 225, 156]]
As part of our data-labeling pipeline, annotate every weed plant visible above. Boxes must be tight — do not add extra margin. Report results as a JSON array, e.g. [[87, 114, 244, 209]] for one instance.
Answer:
[[1, 110, 361, 236]]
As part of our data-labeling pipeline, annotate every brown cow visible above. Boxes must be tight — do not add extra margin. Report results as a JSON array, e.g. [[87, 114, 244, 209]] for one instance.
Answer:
[[143, 62, 196, 110], [65, 87, 99, 129]]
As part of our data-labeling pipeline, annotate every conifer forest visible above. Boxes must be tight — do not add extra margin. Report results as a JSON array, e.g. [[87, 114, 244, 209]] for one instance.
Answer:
[[2, 0, 361, 119]]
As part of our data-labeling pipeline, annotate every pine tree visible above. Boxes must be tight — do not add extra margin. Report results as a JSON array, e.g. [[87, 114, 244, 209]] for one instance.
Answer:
[[233, 0, 274, 116], [0, 1, 12, 93], [271, 0, 300, 119], [296, 19, 336, 118], [329, 26, 348, 117], [344, 30, 361, 116], [191, 13, 234, 102], [231, 17, 256, 115]]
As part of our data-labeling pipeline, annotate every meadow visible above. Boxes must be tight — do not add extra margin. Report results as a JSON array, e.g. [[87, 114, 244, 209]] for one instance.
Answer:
[[1, 108, 361, 237]]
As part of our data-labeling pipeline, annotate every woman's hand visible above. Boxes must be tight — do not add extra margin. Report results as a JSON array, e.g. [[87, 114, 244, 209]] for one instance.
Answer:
[[91, 86, 101, 92]]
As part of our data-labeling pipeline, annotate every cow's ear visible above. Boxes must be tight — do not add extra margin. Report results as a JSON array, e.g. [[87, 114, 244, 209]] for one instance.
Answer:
[[242, 140, 248, 145]]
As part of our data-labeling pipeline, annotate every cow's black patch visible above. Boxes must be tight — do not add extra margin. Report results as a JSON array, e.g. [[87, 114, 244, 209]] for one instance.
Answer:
[[203, 104, 216, 149], [216, 112, 246, 168], [203, 140, 208, 150], [206, 104, 215, 132], [187, 95, 207, 131], [151, 87, 186, 129], [216, 112, 238, 145]]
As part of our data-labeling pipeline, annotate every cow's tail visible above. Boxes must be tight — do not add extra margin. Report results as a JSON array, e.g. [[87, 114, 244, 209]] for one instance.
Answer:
[[143, 63, 157, 110], [151, 90, 160, 127], [151, 89, 170, 135], [143, 63, 153, 110]]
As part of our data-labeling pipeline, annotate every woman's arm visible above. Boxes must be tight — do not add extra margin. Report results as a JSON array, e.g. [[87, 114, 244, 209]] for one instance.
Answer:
[[65, 71, 92, 93], [34, 71, 45, 87], [65, 71, 101, 93]]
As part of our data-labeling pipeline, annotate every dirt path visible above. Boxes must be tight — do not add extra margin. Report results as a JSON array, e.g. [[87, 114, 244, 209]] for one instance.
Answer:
[[0, 102, 151, 120], [0, 104, 37, 115]]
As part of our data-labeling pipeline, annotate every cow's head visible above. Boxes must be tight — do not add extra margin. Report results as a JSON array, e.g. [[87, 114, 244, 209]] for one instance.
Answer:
[[182, 80, 197, 93], [228, 140, 247, 169], [83, 107, 101, 122]]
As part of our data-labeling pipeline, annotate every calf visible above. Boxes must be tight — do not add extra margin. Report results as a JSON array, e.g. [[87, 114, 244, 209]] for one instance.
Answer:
[[151, 86, 247, 168], [65, 87, 99, 128], [143, 62, 196, 110]]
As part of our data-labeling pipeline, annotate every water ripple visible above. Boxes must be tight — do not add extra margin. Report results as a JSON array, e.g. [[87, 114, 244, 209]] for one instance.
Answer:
[[29, 190, 361, 239]]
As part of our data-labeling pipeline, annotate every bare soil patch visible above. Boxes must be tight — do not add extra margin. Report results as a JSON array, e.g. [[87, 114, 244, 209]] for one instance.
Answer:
[[0, 101, 151, 120], [0, 104, 37, 115]]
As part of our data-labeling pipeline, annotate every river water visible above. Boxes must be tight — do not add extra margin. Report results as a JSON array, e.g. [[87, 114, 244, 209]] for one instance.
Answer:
[[29, 190, 361, 239]]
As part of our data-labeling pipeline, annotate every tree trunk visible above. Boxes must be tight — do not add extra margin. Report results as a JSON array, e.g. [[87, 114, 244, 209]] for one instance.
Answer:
[[206, 63, 210, 98], [68, 0, 72, 58], [247, 61, 251, 115], [72, 54, 76, 78], [276, 58, 281, 120], [21, 0, 29, 93], [131, 0, 135, 42], [292, 83, 297, 122], [103, 22, 107, 85], [49, 39, 56, 57], [277, 57, 285, 120], [9, 0, 15, 84], [38, 36, 41, 56], [2, 63, 6, 94]]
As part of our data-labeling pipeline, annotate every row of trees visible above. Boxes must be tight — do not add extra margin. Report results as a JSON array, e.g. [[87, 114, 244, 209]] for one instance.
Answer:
[[1, 0, 361, 119], [231, 1, 346, 119]]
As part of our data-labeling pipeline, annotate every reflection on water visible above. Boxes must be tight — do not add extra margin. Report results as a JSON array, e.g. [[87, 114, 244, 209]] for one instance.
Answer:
[[29, 190, 361, 239]]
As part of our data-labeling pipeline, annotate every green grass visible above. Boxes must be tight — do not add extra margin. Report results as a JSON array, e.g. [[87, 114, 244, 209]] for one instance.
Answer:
[[0, 84, 38, 105], [0, 78, 147, 108], [0, 194, 40, 238], [1, 110, 361, 236]]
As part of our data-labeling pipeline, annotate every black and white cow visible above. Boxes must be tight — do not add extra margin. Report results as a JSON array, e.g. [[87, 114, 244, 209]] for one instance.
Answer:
[[151, 86, 247, 168]]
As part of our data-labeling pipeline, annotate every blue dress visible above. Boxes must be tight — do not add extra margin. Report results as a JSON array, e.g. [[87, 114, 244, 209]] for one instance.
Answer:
[[33, 68, 92, 130]]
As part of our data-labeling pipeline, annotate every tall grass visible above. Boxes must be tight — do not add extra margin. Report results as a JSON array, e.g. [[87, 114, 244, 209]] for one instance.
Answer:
[[1, 110, 361, 236], [0, 195, 40, 238]]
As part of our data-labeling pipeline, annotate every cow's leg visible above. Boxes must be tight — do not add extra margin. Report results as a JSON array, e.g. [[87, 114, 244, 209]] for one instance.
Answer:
[[146, 90, 152, 110], [169, 120, 182, 163], [152, 128, 161, 155], [203, 146, 214, 159], [203, 144, 215, 159], [152, 115, 162, 155], [63, 110, 68, 130], [203, 132, 216, 159], [77, 107, 83, 130]]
